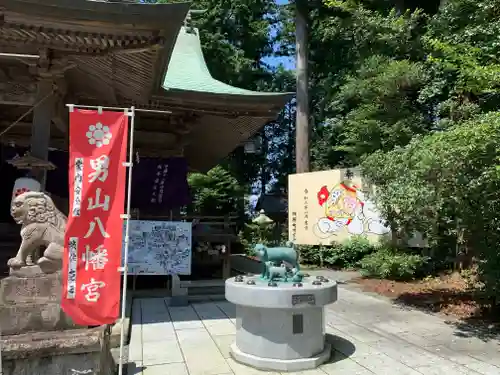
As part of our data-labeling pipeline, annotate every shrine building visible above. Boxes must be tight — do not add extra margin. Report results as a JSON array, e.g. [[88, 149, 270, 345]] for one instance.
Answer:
[[0, 0, 292, 284]]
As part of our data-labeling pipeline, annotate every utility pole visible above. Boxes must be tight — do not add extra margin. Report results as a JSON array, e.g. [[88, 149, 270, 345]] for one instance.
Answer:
[[295, 0, 310, 173]]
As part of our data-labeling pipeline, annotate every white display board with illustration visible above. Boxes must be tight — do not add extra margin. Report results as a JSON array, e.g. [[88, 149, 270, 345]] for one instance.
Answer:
[[288, 169, 391, 246], [288, 169, 427, 247], [122, 220, 192, 275]]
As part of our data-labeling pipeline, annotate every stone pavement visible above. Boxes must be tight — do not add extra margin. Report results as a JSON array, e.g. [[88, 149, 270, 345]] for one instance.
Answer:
[[126, 286, 499, 375]]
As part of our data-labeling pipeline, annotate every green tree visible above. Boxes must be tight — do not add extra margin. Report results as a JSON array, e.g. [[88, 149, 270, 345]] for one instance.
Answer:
[[300, 0, 500, 169], [427, 0, 500, 57], [187, 166, 245, 216], [261, 66, 297, 192], [274, 0, 500, 302], [326, 56, 430, 165], [277, 0, 429, 168], [362, 112, 500, 303]]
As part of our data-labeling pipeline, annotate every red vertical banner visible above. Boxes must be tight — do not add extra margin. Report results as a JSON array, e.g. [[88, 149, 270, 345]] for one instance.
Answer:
[[62, 109, 129, 326]]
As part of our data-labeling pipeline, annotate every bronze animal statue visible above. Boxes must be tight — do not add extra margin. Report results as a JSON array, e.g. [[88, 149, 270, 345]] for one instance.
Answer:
[[267, 263, 289, 282], [255, 243, 303, 282], [7, 191, 67, 274]]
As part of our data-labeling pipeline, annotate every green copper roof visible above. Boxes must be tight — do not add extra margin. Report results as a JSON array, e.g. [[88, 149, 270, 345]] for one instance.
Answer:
[[163, 27, 289, 97]]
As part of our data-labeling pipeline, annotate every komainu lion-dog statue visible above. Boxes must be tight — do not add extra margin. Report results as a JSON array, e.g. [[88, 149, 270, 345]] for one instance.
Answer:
[[7, 191, 67, 274]]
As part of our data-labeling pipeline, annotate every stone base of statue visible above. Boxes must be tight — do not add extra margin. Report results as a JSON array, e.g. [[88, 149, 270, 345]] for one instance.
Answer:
[[0, 266, 79, 336], [0, 266, 115, 375], [1, 326, 115, 375], [225, 274, 338, 372]]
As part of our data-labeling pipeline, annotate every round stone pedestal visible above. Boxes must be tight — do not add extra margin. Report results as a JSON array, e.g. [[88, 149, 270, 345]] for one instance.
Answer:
[[225, 275, 338, 372]]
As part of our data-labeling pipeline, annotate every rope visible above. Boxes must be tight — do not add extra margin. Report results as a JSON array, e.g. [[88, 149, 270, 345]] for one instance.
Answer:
[[0, 89, 56, 138]]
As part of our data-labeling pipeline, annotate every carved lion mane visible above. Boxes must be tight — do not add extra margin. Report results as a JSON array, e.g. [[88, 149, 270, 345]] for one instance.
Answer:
[[12, 191, 67, 231]]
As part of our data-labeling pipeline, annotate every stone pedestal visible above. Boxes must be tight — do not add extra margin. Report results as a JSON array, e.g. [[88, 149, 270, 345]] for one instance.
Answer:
[[225, 275, 338, 372], [1, 327, 115, 375], [0, 266, 115, 375], [0, 266, 79, 336]]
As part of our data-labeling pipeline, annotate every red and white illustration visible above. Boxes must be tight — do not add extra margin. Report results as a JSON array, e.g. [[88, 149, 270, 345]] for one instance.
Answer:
[[314, 181, 390, 238], [62, 109, 128, 326]]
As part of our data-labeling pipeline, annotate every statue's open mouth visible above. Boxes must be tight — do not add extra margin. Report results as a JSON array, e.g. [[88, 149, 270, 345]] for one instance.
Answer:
[[11, 211, 22, 223]]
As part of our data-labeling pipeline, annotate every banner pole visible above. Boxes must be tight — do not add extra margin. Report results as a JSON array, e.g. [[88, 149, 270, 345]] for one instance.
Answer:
[[118, 106, 136, 375], [65, 104, 172, 115]]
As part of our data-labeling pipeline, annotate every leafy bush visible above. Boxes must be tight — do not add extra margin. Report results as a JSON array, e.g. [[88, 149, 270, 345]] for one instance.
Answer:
[[297, 245, 325, 266], [324, 236, 377, 268], [359, 248, 428, 280], [298, 236, 377, 268]]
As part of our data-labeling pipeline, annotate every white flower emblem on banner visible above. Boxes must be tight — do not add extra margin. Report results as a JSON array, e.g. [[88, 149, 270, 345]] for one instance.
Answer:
[[86, 123, 112, 148]]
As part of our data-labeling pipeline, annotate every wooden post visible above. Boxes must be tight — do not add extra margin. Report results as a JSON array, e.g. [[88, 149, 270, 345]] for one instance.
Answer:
[[295, 0, 310, 173], [26, 76, 55, 265], [30, 77, 55, 188]]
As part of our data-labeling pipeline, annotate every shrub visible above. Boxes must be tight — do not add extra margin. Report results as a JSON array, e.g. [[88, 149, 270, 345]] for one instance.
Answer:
[[359, 248, 428, 280], [297, 245, 323, 265], [324, 236, 377, 268], [298, 236, 377, 268]]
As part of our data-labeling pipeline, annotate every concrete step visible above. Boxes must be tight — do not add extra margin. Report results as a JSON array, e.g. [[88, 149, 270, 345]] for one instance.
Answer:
[[188, 285, 225, 296], [180, 279, 225, 288], [180, 279, 225, 296]]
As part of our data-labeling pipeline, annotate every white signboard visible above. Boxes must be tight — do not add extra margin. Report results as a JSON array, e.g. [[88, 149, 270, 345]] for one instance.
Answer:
[[122, 220, 192, 275]]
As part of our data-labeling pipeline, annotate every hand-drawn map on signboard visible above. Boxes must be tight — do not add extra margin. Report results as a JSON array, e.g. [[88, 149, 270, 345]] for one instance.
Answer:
[[122, 220, 192, 275]]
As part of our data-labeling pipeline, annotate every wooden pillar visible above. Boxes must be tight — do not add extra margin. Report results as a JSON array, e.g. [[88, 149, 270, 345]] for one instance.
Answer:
[[295, 0, 310, 173], [30, 77, 55, 188]]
